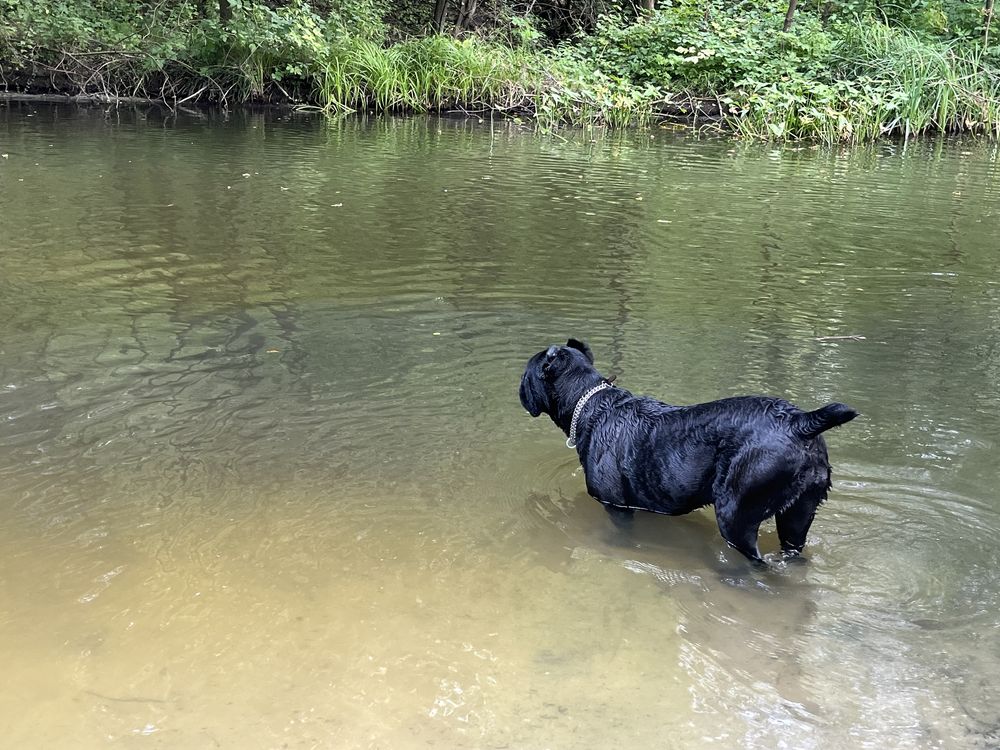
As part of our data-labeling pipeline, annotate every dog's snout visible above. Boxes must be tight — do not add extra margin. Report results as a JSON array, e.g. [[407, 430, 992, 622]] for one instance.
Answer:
[[545, 345, 559, 359]]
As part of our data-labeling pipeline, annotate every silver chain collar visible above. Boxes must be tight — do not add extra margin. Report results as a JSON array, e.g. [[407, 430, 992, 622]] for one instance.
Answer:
[[566, 382, 613, 449]]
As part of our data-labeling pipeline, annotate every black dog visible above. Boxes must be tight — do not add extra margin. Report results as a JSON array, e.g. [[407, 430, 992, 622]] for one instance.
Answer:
[[519, 339, 857, 563]]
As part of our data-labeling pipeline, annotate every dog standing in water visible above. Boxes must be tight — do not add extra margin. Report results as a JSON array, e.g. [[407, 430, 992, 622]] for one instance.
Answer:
[[518, 339, 857, 563]]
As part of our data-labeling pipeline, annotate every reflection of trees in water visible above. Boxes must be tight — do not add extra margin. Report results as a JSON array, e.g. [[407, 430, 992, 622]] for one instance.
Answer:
[[12, 127, 320, 503], [752, 198, 827, 398], [428, 127, 648, 380], [10, 109, 1000, 486], [604, 205, 639, 378]]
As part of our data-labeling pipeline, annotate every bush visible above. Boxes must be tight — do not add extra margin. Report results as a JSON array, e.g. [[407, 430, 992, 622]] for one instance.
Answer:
[[728, 24, 1000, 141], [576, 1, 836, 92], [188, 1, 330, 98], [2, 0, 1000, 140]]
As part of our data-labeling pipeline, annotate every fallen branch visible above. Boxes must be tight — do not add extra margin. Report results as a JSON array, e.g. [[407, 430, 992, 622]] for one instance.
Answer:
[[0, 91, 161, 104]]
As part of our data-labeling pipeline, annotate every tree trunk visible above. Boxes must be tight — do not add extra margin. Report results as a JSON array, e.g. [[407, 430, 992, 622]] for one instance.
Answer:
[[644, 0, 655, 13], [453, 0, 476, 36], [782, 0, 798, 32], [219, 0, 231, 25], [433, 0, 449, 33], [986, 0, 996, 46]]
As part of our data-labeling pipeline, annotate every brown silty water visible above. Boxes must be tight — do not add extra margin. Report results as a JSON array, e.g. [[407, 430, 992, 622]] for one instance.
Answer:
[[1, 104, 998, 748]]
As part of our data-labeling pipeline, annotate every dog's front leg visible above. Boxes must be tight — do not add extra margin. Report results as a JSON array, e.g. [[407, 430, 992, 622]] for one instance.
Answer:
[[713, 493, 766, 565]]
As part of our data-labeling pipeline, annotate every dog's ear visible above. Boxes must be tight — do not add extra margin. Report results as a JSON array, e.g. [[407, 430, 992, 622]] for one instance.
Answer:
[[519, 359, 548, 417], [566, 338, 594, 364]]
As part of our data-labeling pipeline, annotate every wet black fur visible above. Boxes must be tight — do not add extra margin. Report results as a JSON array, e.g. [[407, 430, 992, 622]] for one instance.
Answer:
[[519, 339, 858, 563]]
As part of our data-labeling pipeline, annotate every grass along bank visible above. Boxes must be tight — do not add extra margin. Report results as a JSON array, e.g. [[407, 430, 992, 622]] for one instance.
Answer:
[[2, 0, 1000, 141]]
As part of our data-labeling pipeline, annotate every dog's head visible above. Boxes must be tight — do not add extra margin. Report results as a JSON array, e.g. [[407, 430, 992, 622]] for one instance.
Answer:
[[519, 338, 596, 417]]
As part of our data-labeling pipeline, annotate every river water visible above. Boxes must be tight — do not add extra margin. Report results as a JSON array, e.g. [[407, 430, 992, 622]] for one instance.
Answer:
[[1, 102, 998, 749]]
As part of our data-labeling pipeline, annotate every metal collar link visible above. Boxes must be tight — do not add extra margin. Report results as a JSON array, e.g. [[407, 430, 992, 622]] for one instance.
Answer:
[[566, 382, 613, 449]]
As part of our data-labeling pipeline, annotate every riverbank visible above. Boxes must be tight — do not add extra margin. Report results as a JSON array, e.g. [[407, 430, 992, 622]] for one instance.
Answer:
[[2, 0, 999, 141]]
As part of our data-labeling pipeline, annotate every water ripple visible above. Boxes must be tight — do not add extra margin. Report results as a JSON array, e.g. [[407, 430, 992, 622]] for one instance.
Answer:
[[2, 107, 1000, 749]]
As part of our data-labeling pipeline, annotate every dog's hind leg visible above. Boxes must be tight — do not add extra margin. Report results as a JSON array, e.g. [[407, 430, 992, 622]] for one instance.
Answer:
[[603, 503, 635, 530], [776, 497, 821, 558]]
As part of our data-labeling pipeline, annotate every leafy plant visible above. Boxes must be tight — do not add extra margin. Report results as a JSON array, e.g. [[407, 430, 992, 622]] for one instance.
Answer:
[[2, 0, 1000, 140]]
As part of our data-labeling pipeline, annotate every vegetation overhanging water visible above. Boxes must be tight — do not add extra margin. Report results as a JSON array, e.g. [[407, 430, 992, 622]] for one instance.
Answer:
[[3, 0, 1000, 141]]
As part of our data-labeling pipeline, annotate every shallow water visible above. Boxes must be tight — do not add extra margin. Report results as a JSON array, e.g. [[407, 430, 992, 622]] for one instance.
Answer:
[[1, 103, 999, 749]]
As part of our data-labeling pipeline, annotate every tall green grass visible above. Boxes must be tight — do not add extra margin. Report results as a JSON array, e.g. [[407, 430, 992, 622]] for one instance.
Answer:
[[837, 24, 1000, 138], [310, 36, 529, 114], [306, 35, 657, 128], [728, 24, 1000, 142]]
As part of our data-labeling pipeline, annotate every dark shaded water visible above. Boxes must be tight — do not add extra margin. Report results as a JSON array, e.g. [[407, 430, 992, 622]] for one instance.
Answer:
[[1, 102, 999, 748]]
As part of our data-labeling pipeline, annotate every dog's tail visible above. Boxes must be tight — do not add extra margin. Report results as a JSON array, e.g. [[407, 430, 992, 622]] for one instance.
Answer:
[[793, 402, 858, 439]]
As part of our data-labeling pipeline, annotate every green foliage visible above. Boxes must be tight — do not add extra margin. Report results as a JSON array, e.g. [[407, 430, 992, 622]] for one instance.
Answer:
[[305, 28, 661, 126], [532, 46, 661, 127], [2, 0, 1000, 140], [567, 0, 1000, 140], [577, 2, 837, 92], [0, 0, 196, 62], [817, 0, 987, 40], [727, 23, 1000, 141], [189, 0, 330, 97], [325, 0, 389, 40], [506, 14, 545, 50]]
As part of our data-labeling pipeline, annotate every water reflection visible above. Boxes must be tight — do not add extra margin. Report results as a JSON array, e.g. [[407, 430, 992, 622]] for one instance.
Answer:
[[1, 102, 999, 748]]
